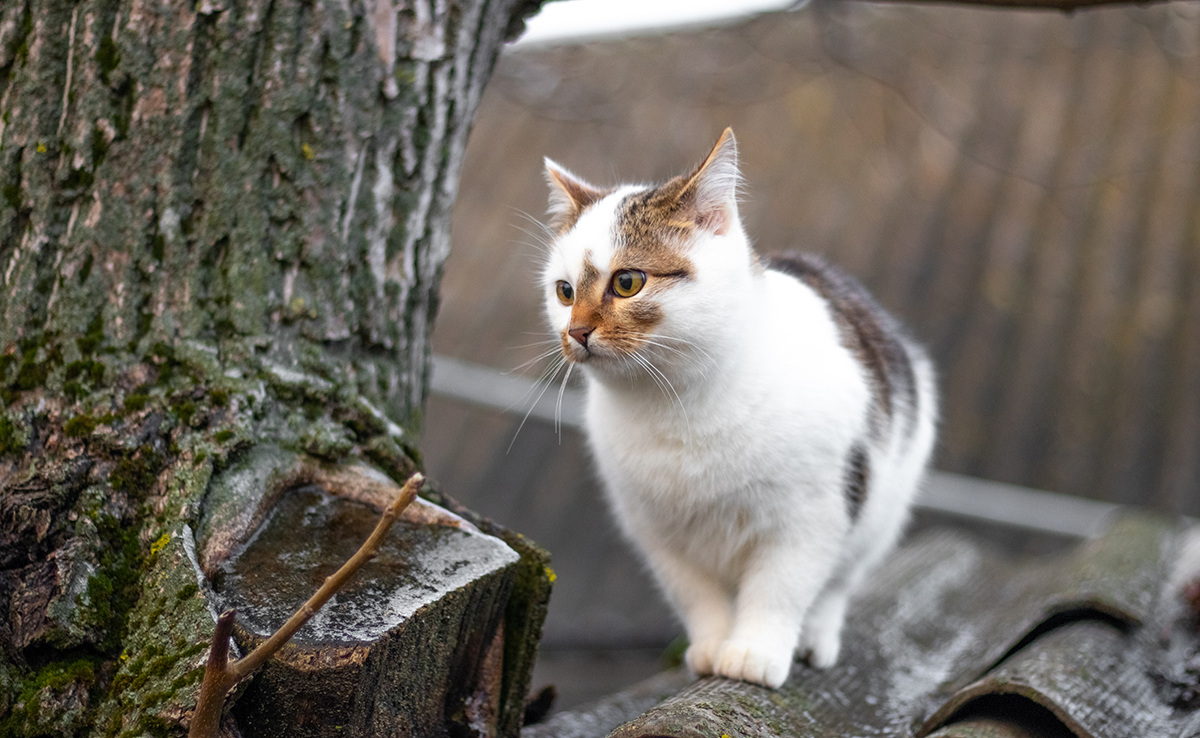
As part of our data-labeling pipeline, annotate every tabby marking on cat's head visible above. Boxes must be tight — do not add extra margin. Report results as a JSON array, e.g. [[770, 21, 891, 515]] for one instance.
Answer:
[[542, 129, 743, 373]]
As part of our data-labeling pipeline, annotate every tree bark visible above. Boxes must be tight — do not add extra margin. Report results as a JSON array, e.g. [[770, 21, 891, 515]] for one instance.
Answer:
[[0, 0, 548, 736]]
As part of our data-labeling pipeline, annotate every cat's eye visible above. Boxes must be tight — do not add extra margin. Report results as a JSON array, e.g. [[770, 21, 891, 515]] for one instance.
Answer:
[[556, 281, 574, 305], [611, 270, 646, 298]]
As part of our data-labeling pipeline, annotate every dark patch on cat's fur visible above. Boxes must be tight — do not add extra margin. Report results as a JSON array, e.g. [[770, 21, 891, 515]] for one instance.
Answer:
[[768, 253, 917, 435], [844, 442, 870, 522], [613, 187, 697, 281], [567, 254, 665, 357], [577, 255, 602, 296]]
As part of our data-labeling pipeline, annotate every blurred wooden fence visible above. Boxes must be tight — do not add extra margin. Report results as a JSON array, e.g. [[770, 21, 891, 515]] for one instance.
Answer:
[[433, 2, 1200, 518]]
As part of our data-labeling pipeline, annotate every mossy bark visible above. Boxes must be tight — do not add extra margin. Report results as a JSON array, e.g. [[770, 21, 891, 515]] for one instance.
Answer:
[[0, 0, 547, 735]]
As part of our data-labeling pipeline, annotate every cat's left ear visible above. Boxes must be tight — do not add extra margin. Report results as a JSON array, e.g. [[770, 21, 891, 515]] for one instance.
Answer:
[[544, 159, 606, 231], [678, 128, 740, 236]]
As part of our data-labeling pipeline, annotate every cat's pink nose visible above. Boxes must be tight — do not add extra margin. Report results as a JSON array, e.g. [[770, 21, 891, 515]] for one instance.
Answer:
[[568, 325, 593, 348]]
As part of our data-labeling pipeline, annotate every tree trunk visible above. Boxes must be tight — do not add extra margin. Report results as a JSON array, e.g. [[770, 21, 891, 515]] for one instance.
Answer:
[[0, 0, 548, 735]]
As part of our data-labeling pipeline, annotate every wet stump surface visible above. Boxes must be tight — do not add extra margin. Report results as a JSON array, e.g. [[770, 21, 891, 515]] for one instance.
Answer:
[[213, 485, 522, 738]]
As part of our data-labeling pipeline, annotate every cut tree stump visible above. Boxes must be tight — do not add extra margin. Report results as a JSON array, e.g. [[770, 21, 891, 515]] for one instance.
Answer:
[[193, 446, 550, 738]]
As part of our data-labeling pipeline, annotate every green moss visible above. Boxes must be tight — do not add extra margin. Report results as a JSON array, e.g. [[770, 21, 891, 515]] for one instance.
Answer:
[[174, 583, 199, 602], [64, 414, 97, 437], [78, 253, 94, 286], [90, 126, 110, 171], [77, 314, 106, 355], [96, 36, 121, 81], [213, 429, 235, 444], [0, 415, 23, 456], [63, 165, 95, 192], [32, 657, 96, 691], [79, 515, 143, 653], [170, 396, 196, 425], [65, 358, 106, 385], [209, 387, 229, 407], [0, 657, 101, 736], [109, 451, 163, 495], [170, 666, 204, 690], [123, 393, 149, 412], [662, 634, 688, 669], [15, 356, 48, 391], [2, 180, 19, 209], [63, 380, 86, 401]]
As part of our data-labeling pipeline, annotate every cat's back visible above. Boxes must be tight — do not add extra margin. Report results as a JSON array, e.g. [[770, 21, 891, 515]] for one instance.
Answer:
[[764, 252, 927, 429]]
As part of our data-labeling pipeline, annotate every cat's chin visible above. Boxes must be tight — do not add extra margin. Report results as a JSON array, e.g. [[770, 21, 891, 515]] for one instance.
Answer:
[[574, 355, 653, 387]]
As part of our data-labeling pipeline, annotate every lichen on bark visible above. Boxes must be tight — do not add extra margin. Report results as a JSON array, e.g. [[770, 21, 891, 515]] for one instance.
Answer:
[[0, 0, 547, 734]]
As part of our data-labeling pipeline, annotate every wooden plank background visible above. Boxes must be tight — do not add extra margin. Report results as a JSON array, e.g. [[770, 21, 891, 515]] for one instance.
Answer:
[[431, 2, 1200, 517]]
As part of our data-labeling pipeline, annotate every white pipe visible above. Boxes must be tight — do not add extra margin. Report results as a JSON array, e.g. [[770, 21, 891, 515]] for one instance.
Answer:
[[430, 354, 1124, 539], [510, 0, 805, 49]]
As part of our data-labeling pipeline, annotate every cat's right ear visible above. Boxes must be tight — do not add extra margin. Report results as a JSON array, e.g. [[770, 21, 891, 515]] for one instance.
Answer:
[[678, 128, 740, 236], [545, 159, 605, 231]]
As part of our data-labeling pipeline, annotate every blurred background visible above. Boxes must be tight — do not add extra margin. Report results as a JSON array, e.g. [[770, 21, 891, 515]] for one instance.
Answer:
[[420, 0, 1200, 714]]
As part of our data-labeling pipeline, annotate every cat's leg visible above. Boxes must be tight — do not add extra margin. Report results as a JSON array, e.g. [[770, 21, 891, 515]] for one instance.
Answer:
[[714, 539, 839, 688], [798, 576, 855, 668], [642, 543, 734, 676], [800, 479, 912, 667]]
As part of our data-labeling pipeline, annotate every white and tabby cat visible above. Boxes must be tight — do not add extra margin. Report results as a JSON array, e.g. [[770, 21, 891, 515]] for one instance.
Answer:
[[539, 129, 937, 688]]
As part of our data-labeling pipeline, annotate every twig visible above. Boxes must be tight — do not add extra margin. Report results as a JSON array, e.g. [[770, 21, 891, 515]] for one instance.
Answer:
[[188, 472, 425, 738]]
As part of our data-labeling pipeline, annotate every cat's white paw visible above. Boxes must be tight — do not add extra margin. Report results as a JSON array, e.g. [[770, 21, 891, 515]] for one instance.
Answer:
[[685, 639, 721, 676], [713, 640, 790, 688], [801, 629, 841, 669]]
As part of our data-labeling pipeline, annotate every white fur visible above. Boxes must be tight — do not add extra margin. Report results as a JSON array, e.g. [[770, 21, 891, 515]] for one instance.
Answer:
[[541, 164, 937, 689]]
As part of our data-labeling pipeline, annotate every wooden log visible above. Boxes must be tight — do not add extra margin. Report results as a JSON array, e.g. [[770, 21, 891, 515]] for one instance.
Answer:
[[522, 669, 696, 738], [193, 448, 548, 738]]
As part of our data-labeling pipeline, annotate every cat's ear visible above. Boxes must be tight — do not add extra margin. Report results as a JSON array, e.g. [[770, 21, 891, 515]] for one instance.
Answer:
[[678, 128, 740, 236], [544, 159, 606, 230]]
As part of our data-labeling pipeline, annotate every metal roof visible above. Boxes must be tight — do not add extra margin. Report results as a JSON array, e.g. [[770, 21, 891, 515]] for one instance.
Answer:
[[526, 513, 1200, 738]]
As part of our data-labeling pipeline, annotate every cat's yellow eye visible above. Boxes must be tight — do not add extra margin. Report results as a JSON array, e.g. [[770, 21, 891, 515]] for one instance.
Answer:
[[556, 281, 574, 305], [612, 270, 646, 298]]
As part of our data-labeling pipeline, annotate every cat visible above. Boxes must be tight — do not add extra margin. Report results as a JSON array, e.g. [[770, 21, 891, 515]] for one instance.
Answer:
[[538, 128, 938, 688]]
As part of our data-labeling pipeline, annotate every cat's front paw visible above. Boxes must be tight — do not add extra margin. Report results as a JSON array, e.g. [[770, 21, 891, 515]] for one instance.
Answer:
[[713, 640, 791, 688], [684, 639, 722, 676], [800, 628, 841, 669]]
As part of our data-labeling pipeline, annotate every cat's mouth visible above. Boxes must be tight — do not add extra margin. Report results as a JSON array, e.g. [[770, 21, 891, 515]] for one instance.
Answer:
[[562, 332, 608, 364], [562, 340, 593, 363]]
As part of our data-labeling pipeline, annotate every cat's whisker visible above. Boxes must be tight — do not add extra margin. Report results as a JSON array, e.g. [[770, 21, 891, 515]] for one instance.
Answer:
[[625, 335, 714, 382], [505, 344, 565, 376], [510, 210, 557, 255], [508, 337, 563, 350], [507, 355, 568, 454], [501, 349, 566, 418], [555, 362, 575, 441], [640, 335, 716, 365], [630, 351, 692, 443], [512, 208, 556, 239], [513, 229, 554, 256]]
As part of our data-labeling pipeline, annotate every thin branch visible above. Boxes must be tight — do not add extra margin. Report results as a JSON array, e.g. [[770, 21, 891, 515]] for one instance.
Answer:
[[188, 472, 425, 738], [189, 611, 236, 738]]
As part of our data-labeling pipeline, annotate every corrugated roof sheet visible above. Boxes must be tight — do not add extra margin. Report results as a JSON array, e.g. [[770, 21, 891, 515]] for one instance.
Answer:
[[526, 513, 1200, 738]]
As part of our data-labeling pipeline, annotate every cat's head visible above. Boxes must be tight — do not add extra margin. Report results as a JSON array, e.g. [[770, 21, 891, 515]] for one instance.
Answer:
[[540, 128, 753, 382]]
